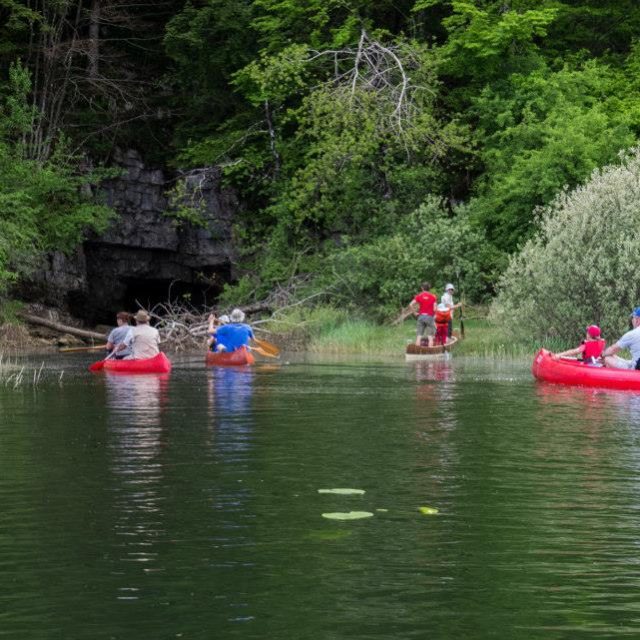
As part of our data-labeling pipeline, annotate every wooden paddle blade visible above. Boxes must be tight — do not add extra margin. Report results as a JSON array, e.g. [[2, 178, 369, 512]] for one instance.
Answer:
[[252, 337, 280, 356], [60, 344, 107, 353], [252, 345, 279, 359]]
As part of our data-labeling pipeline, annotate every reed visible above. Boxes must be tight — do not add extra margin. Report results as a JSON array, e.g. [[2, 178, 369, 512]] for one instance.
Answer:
[[265, 306, 572, 359], [0, 354, 56, 388]]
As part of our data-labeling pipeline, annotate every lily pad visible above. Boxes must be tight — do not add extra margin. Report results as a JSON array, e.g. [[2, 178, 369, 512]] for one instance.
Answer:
[[419, 506, 439, 515], [322, 511, 374, 520], [318, 488, 365, 495]]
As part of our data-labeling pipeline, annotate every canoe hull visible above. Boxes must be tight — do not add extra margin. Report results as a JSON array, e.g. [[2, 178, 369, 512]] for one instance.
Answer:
[[405, 337, 457, 361], [532, 348, 640, 391], [96, 352, 172, 374], [206, 347, 255, 367]]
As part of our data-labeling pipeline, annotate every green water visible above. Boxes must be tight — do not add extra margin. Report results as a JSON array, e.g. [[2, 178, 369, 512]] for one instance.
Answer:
[[2, 355, 640, 639]]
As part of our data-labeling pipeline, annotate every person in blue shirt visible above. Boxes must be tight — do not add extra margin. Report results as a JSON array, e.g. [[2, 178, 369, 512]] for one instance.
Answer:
[[214, 308, 254, 352]]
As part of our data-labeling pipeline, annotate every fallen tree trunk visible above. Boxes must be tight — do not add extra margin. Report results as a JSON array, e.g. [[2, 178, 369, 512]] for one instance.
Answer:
[[19, 313, 105, 341]]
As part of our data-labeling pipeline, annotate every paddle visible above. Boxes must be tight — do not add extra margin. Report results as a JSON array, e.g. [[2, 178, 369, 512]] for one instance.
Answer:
[[88, 350, 117, 372], [59, 344, 107, 353], [392, 307, 414, 326], [252, 337, 280, 356], [251, 345, 279, 359], [459, 302, 465, 339]]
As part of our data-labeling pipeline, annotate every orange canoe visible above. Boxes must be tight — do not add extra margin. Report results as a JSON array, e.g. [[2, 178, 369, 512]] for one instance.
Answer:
[[205, 347, 255, 367]]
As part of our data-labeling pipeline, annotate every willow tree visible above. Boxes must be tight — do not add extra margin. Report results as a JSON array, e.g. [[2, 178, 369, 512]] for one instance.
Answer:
[[492, 147, 640, 342]]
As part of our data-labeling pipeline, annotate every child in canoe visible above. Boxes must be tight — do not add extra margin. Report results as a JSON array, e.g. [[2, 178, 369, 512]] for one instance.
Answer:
[[207, 313, 229, 351], [434, 303, 452, 346], [553, 325, 605, 365]]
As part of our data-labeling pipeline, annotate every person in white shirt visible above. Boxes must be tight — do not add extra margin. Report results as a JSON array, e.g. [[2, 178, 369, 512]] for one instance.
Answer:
[[119, 309, 160, 360], [603, 307, 640, 369], [441, 283, 462, 338]]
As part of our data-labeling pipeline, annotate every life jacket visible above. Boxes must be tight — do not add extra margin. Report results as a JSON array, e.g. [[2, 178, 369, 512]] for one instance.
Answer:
[[582, 339, 605, 361], [435, 309, 452, 325]]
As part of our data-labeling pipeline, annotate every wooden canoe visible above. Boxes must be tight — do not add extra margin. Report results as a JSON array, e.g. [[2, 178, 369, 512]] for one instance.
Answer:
[[205, 346, 255, 367], [405, 337, 458, 361]]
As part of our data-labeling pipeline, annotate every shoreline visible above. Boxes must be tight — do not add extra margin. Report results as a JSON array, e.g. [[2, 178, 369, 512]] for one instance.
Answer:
[[0, 313, 566, 361]]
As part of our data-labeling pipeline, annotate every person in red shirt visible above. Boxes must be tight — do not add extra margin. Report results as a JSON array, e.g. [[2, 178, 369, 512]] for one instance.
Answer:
[[552, 325, 606, 365], [410, 282, 437, 347]]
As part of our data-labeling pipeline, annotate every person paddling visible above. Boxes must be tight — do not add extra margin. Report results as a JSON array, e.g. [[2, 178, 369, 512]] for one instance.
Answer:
[[602, 308, 640, 369], [118, 310, 160, 360], [106, 311, 132, 359], [409, 282, 437, 347], [552, 325, 605, 365], [214, 308, 254, 352]]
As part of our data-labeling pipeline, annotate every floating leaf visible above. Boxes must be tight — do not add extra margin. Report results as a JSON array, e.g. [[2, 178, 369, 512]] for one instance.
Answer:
[[419, 506, 439, 515], [322, 511, 374, 520], [318, 488, 365, 495]]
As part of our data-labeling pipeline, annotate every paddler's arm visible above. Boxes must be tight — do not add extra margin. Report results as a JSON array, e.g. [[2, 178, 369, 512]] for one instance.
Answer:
[[602, 343, 621, 358], [553, 346, 583, 360], [117, 329, 133, 352]]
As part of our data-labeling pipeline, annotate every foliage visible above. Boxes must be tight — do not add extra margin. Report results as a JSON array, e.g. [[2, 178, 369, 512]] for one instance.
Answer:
[[492, 147, 640, 343], [322, 197, 501, 319], [467, 61, 636, 250], [442, 0, 558, 81], [0, 62, 113, 293]]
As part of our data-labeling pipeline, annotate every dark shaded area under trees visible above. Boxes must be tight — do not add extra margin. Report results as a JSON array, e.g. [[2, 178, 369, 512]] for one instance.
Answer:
[[1, 0, 640, 320]]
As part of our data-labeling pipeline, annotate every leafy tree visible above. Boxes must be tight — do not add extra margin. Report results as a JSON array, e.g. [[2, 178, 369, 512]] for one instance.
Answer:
[[467, 61, 635, 250], [492, 147, 640, 342], [322, 197, 500, 318], [0, 62, 112, 293]]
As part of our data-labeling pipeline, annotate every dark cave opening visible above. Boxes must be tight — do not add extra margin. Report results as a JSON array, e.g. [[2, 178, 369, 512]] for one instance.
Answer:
[[120, 277, 226, 315]]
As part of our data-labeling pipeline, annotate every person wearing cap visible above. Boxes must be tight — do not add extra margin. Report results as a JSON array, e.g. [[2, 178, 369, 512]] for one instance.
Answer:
[[441, 284, 462, 338], [409, 282, 437, 347], [603, 308, 640, 369], [106, 311, 132, 359], [206, 312, 229, 352], [213, 308, 254, 352], [553, 325, 605, 365], [119, 309, 160, 360]]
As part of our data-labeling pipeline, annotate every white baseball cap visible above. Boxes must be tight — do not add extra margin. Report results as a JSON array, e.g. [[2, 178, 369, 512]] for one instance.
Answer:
[[445, 283, 455, 291]]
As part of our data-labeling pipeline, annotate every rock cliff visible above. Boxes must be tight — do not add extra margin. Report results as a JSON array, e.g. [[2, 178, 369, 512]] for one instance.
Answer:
[[24, 150, 238, 324]]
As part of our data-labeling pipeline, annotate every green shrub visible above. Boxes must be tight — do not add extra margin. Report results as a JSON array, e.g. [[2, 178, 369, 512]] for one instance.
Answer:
[[323, 196, 502, 319], [492, 147, 640, 342]]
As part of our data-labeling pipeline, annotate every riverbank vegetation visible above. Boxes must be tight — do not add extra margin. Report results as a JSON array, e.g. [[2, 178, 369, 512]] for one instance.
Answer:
[[3, 1, 640, 341]]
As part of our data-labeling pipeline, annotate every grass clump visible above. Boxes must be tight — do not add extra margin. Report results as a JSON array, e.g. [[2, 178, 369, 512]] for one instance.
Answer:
[[261, 305, 569, 358]]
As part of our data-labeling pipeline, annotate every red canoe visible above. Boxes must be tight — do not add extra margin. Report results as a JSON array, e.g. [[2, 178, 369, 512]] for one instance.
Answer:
[[90, 352, 172, 374], [206, 347, 255, 367], [532, 348, 640, 391]]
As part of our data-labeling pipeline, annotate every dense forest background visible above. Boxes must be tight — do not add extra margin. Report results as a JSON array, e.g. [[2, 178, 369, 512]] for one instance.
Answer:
[[2, 0, 640, 321]]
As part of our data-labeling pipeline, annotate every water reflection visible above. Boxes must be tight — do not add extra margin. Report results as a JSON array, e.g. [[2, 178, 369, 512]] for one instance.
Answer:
[[207, 366, 255, 454], [104, 373, 170, 593]]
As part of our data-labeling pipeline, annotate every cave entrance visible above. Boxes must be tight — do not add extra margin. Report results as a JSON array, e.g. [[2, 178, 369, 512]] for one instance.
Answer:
[[121, 277, 227, 316]]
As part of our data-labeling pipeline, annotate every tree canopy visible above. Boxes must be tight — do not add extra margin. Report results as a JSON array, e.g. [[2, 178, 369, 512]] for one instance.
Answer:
[[2, 0, 640, 308]]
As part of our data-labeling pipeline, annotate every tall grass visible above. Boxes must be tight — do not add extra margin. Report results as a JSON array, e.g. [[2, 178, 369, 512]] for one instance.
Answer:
[[0, 354, 59, 388], [261, 305, 574, 359]]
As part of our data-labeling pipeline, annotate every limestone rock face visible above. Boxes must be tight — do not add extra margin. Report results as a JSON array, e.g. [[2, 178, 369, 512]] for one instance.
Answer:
[[25, 149, 238, 324]]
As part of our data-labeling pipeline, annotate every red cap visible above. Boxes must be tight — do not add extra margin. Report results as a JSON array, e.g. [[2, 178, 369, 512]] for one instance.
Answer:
[[586, 325, 601, 338]]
